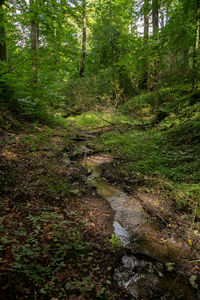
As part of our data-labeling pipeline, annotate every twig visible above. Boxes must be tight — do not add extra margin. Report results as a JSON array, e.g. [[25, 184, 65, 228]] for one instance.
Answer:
[[85, 124, 113, 130], [163, 272, 181, 297], [34, 289, 37, 300], [0, 267, 27, 274], [93, 113, 116, 126], [0, 216, 5, 225], [186, 259, 200, 263], [136, 195, 168, 225], [93, 113, 130, 134]]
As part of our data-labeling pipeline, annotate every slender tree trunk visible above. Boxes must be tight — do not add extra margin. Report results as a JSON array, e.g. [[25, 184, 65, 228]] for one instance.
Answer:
[[30, 0, 39, 85], [80, 0, 86, 77], [0, 0, 7, 100], [151, 0, 159, 90], [152, 0, 159, 36], [0, 0, 7, 63], [160, 9, 164, 28], [193, 0, 200, 88], [166, 5, 169, 24], [144, 1, 149, 40], [142, 0, 149, 89], [54, 29, 59, 66]]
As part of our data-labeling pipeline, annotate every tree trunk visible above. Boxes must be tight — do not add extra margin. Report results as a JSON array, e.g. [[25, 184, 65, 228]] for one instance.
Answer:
[[152, 0, 159, 36], [80, 0, 86, 77], [151, 0, 159, 90], [193, 0, 200, 89], [30, 0, 39, 85], [160, 9, 164, 28], [54, 29, 59, 66], [0, 0, 7, 101], [0, 0, 7, 63], [144, 0, 149, 40], [142, 0, 149, 89], [166, 4, 169, 24]]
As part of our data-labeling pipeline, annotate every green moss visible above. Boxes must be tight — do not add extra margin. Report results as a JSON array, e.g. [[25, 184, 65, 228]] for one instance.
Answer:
[[69, 112, 135, 129]]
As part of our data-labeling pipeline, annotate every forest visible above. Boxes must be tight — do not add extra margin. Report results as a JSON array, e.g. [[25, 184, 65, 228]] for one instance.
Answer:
[[0, 0, 200, 299]]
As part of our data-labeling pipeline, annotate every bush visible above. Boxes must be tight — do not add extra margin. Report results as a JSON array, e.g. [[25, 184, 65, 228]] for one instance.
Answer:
[[64, 70, 126, 113]]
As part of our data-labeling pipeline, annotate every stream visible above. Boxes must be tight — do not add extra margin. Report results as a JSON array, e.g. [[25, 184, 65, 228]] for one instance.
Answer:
[[73, 134, 199, 299]]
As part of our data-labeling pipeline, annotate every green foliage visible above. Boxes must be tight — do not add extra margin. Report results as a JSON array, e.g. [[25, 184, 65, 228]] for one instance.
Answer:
[[165, 262, 175, 272], [120, 92, 153, 116], [99, 121, 200, 183], [65, 277, 95, 297], [1, 0, 199, 121], [0, 210, 91, 295], [97, 88, 200, 214], [0, 0, 83, 122], [109, 234, 121, 247], [189, 275, 198, 289], [65, 72, 114, 112]]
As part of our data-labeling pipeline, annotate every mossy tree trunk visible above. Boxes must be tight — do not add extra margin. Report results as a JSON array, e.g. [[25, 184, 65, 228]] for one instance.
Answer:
[[193, 0, 200, 89], [0, 0, 7, 63]]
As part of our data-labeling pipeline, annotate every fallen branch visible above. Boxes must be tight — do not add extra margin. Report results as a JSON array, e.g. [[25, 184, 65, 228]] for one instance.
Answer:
[[93, 113, 133, 134], [93, 116, 141, 132], [63, 108, 81, 117], [93, 113, 116, 126]]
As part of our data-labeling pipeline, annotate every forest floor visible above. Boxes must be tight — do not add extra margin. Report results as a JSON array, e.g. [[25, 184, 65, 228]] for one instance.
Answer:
[[0, 107, 200, 299]]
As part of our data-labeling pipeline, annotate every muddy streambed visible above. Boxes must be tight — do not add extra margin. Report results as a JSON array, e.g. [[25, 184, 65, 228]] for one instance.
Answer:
[[73, 136, 199, 299]]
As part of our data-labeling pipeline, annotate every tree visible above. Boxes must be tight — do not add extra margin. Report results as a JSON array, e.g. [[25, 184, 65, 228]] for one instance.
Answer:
[[144, 0, 149, 40], [0, 0, 7, 62], [1, 0, 199, 115], [30, 0, 39, 86], [141, 0, 149, 89], [193, 0, 200, 88], [151, 0, 159, 90], [152, 0, 159, 36], [80, 0, 86, 77]]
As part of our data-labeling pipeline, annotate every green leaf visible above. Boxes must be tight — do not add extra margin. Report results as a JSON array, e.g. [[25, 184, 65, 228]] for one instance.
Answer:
[[189, 275, 198, 289]]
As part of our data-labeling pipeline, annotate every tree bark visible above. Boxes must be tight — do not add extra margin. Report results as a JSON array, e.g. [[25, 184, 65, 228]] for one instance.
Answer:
[[152, 0, 159, 36], [80, 0, 86, 77], [166, 4, 169, 24], [151, 0, 159, 90], [160, 9, 164, 28], [30, 0, 39, 85], [144, 1, 149, 40], [142, 0, 149, 89], [193, 0, 200, 89], [0, 0, 7, 63]]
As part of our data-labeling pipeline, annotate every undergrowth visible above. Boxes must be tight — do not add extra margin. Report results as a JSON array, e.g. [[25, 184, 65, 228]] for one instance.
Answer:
[[68, 111, 136, 129], [93, 86, 200, 215]]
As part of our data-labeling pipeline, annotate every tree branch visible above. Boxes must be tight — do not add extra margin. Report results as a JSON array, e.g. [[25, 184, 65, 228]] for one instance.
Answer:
[[0, 58, 35, 77]]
